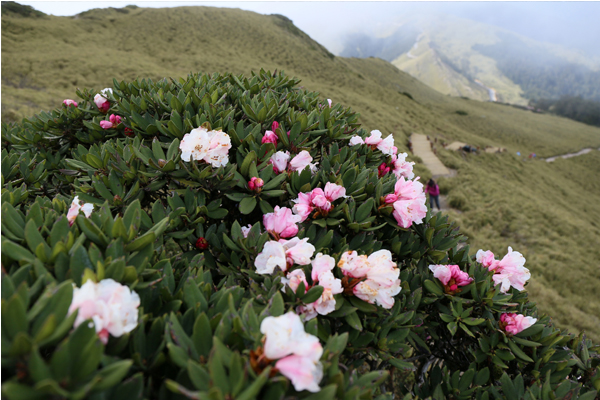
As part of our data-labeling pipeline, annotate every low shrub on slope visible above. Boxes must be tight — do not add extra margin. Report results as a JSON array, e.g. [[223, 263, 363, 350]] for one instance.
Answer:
[[1, 70, 598, 399]]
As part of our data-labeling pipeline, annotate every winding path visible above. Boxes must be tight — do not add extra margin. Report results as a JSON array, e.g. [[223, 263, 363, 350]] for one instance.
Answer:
[[545, 147, 600, 162]]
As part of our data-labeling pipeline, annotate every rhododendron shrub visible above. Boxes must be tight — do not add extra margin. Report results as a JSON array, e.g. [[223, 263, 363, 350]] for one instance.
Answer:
[[1, 70, 598, 400]]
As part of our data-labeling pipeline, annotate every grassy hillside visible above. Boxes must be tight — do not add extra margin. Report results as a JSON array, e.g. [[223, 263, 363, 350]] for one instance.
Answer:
[[2, 3, 600, 340]]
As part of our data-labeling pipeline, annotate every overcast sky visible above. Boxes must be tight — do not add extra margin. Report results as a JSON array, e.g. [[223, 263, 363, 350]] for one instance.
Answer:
[[15, 1, 600, 57]]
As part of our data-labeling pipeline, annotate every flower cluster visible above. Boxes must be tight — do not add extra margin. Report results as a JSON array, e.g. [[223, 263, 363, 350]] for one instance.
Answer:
[[67, 196, 94, 226], [292, 182, 347, 221], [179, 126, 232, 167], [338, 250, 401, 309], [429, 264, 473, 294], [499, 313, 537, 335], [269, 150, 317, 174], [476, 247, 531, 293], [63, 99, 78, 107], [100, 114, 122, 130], [68, 279, 140, 344], [263, 206, 302, 239], [94, 88, 112, 113], [383, 177, 428, 228], [259, 313, 323, 392]]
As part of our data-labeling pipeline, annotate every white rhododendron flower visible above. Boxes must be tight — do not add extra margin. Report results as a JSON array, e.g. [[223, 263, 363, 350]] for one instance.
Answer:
[[476, 247, 530, 293], [338, 249, 402, 309], [279, 237, 316, 266], [68, 279, 140, 344], [260, 312, 323, 392], [179, 126, 232, 167], [349, 136, 365, 146], [67, 196, 94, 226], [254, 241, 287, 274], [311, 270, 343, 317]]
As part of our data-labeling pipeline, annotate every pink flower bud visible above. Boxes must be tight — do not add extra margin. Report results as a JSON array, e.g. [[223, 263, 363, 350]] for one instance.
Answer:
[[384, 194, 398, 204], [109, 114, 122, 125], [271, 121, 279, 131], [248, 177, 264, 191], [94, 94, 110, 113], [262, 130, 278, 145], [63, 99, 78, 107], [378, 163, 390, 177], [100, 120, 114, 130], [327, 99, 332, 108]]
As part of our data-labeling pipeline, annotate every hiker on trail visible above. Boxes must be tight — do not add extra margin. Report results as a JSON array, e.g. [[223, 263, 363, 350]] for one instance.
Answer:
[[426, 179, 440, 210]]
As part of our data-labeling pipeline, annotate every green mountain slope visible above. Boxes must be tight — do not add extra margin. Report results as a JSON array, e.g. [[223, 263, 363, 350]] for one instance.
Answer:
[[2, 3, 600, 340], [342, 14, 600, 105]]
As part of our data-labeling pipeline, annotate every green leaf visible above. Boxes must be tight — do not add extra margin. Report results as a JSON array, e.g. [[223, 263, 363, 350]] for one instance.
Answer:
[[239, 197, 257, 215], [124, 232, 156, 252], [508, 340, 534, 362], [301, 285, 324, 304], [424, 279, 444, 296], [344, 311, 363, 331], [94, 360, 134, 391]]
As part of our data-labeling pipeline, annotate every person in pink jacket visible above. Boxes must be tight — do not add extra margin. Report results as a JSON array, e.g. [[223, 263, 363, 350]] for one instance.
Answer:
[[426, 179, 440, 210]]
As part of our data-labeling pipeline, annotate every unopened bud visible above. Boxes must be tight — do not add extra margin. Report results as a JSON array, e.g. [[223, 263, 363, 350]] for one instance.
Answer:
[[158, 159, 167, 168]]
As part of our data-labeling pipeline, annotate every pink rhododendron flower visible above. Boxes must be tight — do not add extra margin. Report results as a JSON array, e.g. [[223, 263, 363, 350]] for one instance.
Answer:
[[311, 253, 335, 281], [67, 196, 94, 226], [476, 249, 498, 270], [289, 151, 316, 173], [255, 241, 287, 274], [241, 224, 252, 238], [281, 269, 309, 294], [262, 130, 278, 145], [275, 354, 323, 392], [349, 136, 365, 146], [179, 127, 232, 167], [248, 177, 264, 191], [100, 120, 113, 129], [500, 313, 537, 335], [327, 99, 332, 108], [263, 206, 302, 239], [364, 250, 399, 287], [391, 153, 415, 180], [429, 264, 473, 294], [292, 192, 314, 221], [378, 162, 390, 177], [324, 182, 346, 201], [269, 151, 291, 174], [68, 279, 140, 344], [392, 198, 428, 228], [386, 177, 427, 228], [260, 312, 323, 392], [292, 184, 346, 221], [478, 247, 530, 293], [279, 237, 315, 266], [63, 99, 78, 107], [365, 130, 383, 146], [110, 114, 122, 125]]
